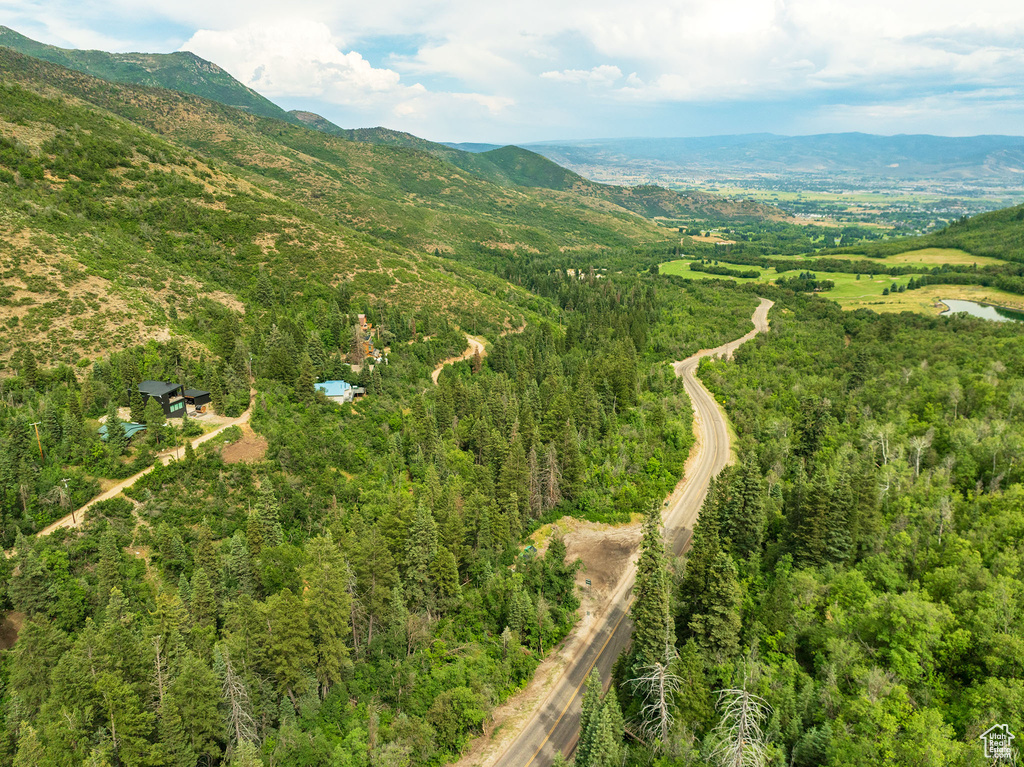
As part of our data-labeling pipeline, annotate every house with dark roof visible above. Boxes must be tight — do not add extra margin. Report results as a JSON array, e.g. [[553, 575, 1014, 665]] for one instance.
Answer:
[[138, 380, 187, 418]]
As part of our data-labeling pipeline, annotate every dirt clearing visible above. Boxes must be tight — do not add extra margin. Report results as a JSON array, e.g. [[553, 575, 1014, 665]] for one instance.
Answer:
[[219, 423, 268, 464]]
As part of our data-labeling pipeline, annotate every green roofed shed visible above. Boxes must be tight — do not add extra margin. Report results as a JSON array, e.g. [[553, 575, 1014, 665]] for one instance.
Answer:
[[99, 422, 148, 442]]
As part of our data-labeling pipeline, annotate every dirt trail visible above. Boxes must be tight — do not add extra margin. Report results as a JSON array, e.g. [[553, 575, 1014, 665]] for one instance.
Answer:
[[431, 335, 486, 384], [34, 389, 256, 538]]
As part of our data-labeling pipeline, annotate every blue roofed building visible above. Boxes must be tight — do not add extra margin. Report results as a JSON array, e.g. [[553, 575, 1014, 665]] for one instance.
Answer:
[[316, 380, 354, 403]]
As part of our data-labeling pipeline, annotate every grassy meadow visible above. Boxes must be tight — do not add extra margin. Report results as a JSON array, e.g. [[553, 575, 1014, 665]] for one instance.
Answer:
[[661, 248, 1024, 315]]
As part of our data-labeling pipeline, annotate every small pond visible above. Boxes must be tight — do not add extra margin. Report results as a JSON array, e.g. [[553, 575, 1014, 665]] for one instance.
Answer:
[[940, 299, 1024, 323]]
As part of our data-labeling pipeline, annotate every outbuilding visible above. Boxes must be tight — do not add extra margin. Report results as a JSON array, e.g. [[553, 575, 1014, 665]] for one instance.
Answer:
[[184, 388, 212, 412]]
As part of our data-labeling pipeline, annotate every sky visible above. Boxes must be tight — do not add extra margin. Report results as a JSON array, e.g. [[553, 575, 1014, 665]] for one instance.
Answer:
[[2, 0, 1024, 143]]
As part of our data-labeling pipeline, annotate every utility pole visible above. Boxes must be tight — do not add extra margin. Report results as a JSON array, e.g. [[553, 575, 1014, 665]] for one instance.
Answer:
[[62, 478, 76, 525], [29, 422, 43, 461]]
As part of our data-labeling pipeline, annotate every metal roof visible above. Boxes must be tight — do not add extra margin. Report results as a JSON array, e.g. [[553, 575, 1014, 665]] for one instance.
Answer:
[[183, 388, 210, 397], [315, 380, 353, 398], [98, 422, 148, 441], [139, 380, 183, 397]]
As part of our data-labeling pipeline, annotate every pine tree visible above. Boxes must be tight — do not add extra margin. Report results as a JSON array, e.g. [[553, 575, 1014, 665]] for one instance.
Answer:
[[559, 419, 583, 500], [229, 741, 263, 767], [405, 504, 438, 614], [226, 532, 253, 597], [542, 444, 561, 511], [431, 546, 462, 615], [630, 509, 673, 675], [688, 552, 741, 662], [256, 482, 284, 548], [193, 521, 220, 582], [826, 470, 854, 564], [13, 722, 46, 767], [576, 668, 602, 767], [303, 533, 352, 699], [718, 461, 766, 565], [245, 510, 263, 561], [97, 530, 123, 604], [190, 568, 217, 630], [527, 444, 542, 518], [295, 353, 315, 404], [145, 396, 166, 446], [265, 588, 314, 708], [793, 470, 829, 567], [105, 400, 127, 456], [162, 652, 221, 764]]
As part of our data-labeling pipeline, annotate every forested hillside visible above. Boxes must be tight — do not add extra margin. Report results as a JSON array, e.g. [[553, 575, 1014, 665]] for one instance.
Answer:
[[0, 245, 758, 765], [590, 289, 1024, 766]]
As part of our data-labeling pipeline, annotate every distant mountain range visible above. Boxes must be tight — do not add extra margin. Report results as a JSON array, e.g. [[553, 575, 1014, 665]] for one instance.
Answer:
[[522, 134, 1024, 189], [0, 27, 777, 222]]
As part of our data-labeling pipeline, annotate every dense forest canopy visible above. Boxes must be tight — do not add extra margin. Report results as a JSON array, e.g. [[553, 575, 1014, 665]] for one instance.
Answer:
[[3, 36, 1024, 767]]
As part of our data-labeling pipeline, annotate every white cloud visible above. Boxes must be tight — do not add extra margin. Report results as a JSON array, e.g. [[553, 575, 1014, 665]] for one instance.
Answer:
[[7, 0, 1024, 136], [181, 20, 400, 102], [541, 65, 622, 87]]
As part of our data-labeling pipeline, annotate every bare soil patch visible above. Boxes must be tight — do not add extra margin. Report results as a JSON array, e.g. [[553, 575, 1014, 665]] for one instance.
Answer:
[[219, 423, 268, 464], [0, 611, 25, 651]]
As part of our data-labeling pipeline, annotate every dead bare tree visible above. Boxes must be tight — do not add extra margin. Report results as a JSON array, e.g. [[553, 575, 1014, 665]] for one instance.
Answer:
[[631, 650, 682, 749], [909, 428, 934, 477], [710, 687, 772, 767], [221, 649, 258, 750]]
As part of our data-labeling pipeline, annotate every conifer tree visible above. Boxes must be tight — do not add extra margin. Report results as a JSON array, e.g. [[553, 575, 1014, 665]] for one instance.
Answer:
[[265, 588, 314, 708], [13, 722, 45, 767], [527, 444, 542, 518], [630, 508, 673, 675], [161, 652, 221, 764], [256, 482, 284, 549], [190, 568, 217, 630], [431, 546, 462, 615], [226, 532, 253, 597], [559, 419, 583, 500], [793, 470, 830, 567], [303, 533, 352, 699], [193, 520, 219, 582], [129, 386, 145, 425], [405, 504, 438, 614], [97, 530, 122, 604], [20, 348, 38, 389], [295, 353, 315, 404], [105, 400, 127, 456], [575, 668, 602, 767], [688, 552, 742, 663], [145, 397, 166, 446]]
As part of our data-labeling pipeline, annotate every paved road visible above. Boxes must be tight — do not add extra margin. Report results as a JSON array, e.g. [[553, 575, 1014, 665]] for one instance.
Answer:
[[490, 298, 773, 767], [35, 389, 256, 538]]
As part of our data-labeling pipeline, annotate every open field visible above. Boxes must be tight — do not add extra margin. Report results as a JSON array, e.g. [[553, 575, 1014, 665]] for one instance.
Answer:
[[660, 256, 1024, 316]]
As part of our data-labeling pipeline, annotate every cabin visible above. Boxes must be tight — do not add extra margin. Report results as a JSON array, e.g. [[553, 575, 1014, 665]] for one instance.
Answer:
[[316, 380, 355, 404], [98, 422, 148, 442], [139, 380, 187, 418]]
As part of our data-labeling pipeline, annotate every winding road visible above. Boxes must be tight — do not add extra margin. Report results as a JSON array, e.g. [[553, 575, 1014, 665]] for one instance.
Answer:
[[432, 335, 486, 385], [487, 298, 773, 767]]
